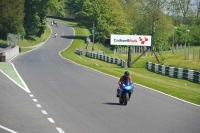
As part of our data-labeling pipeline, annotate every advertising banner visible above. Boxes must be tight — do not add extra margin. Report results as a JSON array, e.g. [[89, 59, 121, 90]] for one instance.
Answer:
[[110, 34, 151, 46]]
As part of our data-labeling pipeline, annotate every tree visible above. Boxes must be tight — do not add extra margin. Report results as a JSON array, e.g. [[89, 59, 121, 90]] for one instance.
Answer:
[[77, 0, 128, 41], [137, 0, 173, 48], [23, 0, 40, 36], [0, 0, 25, 39], [48, 0, 65, 17], [24, 0, 64, 37], [178, 0, 193, 24], [65, 0, 85, 18]]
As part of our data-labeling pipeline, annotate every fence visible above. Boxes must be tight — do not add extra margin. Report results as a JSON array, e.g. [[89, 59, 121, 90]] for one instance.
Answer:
[[76, 49, 127, 68], [7, 33, 20, 47], [171, 44, 200, 60], [114, 45, 200, 60], [146, 62, 200, 84]]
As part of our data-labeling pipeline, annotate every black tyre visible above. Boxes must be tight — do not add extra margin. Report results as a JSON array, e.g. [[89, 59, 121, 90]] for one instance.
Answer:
[[119, 97, 123, 105], [124, 93, 129, 105]]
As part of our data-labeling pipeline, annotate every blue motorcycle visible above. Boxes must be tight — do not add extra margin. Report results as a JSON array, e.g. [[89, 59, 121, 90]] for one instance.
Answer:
[[118, 81, 134, 105]]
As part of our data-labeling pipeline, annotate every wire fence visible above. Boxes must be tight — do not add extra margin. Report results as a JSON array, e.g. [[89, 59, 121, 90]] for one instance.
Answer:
[[7, 33, 20, 48], [114, 45, 200, 60]]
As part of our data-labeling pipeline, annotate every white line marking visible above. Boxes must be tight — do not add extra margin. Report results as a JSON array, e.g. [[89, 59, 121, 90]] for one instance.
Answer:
[[33, 99, 37, 102], [41, 110, 48, 114], [30, 94, 34, 97], [135, 83, 200, 107], [0, 70, 25, 92], [56, 127, 65, 133], [0, 125, 18, 133], [36, 104, 41, 108], [48, 118, 55, 123], [10, 63, 31, 93], [60, 54, 200, 107]]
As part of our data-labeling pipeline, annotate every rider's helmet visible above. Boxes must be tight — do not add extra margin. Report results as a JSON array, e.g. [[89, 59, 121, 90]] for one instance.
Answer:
[[124, 71, 130, 78]]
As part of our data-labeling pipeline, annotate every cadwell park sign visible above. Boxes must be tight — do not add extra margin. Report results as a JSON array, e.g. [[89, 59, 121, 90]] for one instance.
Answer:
[[110, 34, 151, 46]]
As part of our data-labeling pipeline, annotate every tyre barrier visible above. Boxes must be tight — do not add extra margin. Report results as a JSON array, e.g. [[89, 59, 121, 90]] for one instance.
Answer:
[[146, 62, 200, 84], [85, 51, 126, 68]]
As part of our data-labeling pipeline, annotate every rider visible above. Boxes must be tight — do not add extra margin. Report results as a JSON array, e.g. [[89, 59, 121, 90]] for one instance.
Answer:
[[116, 71, 134, 97], [54, 32, 57, 38]]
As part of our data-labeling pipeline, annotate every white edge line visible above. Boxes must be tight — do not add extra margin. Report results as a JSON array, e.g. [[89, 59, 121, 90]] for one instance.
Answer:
[[58, 23, 200, 108], [0, 125, 18, 133], [0, 70, 27, 92], [56, 127, 65, 133], [10, 63, 31, 93], [7, 23, 53, 93], [62, 57, 200, 107]]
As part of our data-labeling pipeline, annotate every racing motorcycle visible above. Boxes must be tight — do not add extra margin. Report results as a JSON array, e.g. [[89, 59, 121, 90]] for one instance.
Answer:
[[117, 80, 134, 105]]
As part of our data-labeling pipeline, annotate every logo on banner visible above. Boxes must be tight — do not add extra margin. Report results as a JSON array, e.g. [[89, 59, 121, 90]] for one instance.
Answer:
[[139, 37, 148, 44]]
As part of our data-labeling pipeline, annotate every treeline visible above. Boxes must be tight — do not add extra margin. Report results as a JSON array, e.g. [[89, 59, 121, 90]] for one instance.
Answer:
[[0, 0, 200, 49], [0, 0, 64, 39], [65, 0, 200, 48]]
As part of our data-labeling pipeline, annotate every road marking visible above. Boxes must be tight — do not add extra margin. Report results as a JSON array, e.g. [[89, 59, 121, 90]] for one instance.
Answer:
[[10, 63, 31, 93], [33, 99, 37, 102], [36, 104, 41, 108], [41, 110, 48, 114], [30, 94, 34, 97], [48, 118, 55, 123], [57, 127, 65, 133], [0, 125, 18, 133], [0, 70, 25, 92]]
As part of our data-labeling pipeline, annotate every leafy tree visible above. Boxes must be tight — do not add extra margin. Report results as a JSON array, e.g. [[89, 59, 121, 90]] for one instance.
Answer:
[[77, 0, 128, 42], [23, 0, 40, 36], [135, 0, 173, 48], [190, 24, 200, 46], [48, 0, 65, 17], [65, 0, 85, 18], [0, 0, 25, 39], [107, 0, 130, 35], [24, 0, 64, 37]]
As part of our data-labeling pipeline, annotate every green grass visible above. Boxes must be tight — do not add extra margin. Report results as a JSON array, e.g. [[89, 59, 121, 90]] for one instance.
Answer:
[[20, 24, 51, 47], [0, 40, 6, 44], [1, 18, 199, 105], [20, 47, 32, 53], [0, 62, 24, 88], [56, 18, 200, 105]]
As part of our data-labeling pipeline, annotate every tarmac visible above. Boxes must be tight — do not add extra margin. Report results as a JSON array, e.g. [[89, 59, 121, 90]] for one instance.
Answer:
[[0, 42, 44, 90]]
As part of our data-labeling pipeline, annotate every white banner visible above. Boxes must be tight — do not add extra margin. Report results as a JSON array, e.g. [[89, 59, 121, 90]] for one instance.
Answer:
[[110, 34, 151, 46]]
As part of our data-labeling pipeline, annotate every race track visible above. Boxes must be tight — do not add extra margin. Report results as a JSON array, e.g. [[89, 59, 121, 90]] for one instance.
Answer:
[[3, 21, 200, 133]]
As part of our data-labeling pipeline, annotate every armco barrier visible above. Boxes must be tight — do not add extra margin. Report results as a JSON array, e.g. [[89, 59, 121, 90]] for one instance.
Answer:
[[146, 62, 200, 84]]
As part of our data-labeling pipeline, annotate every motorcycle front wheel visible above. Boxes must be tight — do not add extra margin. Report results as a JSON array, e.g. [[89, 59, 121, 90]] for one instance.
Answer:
[[119, 97, 123, 105], [124, 93, 129, 105]]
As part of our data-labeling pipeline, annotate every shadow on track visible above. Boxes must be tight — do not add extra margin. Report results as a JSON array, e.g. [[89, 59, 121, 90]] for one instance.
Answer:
[[103, 102, 120, 106]]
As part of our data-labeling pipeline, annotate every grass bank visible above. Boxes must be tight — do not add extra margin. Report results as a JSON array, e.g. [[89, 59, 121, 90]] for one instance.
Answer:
[[1, 18, 199, 105], [51, 18, 199, 105]]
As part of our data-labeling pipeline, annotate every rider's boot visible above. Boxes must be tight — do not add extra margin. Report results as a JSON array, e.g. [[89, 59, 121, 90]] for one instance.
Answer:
[[116, 87, 120, 97]]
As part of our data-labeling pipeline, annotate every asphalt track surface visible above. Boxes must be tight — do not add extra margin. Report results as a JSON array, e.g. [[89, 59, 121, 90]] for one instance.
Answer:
[[1, 21, 199, 133]]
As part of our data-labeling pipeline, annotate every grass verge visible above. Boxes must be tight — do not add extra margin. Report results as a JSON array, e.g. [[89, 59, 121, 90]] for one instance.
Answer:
[[53, 18, 200, 105], [1, 18, 199, 105]]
